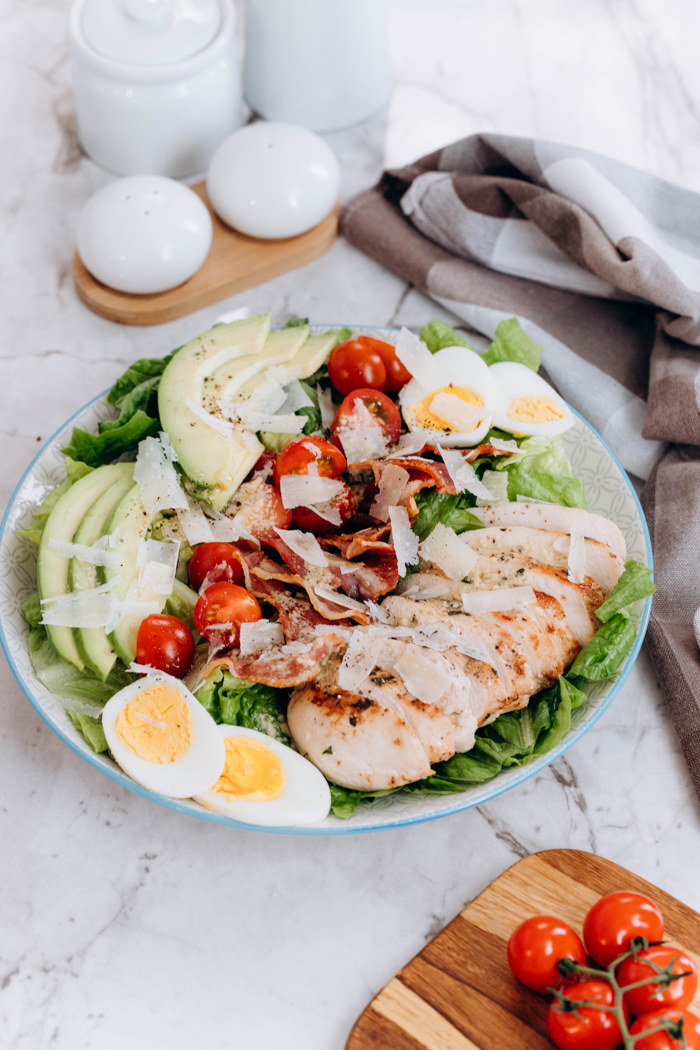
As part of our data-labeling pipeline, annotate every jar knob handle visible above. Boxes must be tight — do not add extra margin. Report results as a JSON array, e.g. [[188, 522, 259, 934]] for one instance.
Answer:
[[123, 0, 174, 23]]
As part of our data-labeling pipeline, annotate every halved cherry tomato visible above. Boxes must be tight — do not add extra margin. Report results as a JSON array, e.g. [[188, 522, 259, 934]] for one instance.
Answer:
[[244, 449, 277, 483], [547, 980, 627, 1050], [584, 892, 665, 968], [273, 436, 346, 486], [618, 946, 698, 1017], [188, 542, 245, 592], [328, 339, 387, 395], [291, 481, 355, 535], [136, 614, 195, 678], [331, 388, 402, 448], [358, 336, 412, 395], [630, 1008, 700, 1049], [193, 582, 262, 648], [234, 483, 291, 544], [507, 915, 586, 995]]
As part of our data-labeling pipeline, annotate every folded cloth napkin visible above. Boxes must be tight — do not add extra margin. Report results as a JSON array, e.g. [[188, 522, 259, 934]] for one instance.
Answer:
[[341, 132, 700, 799]]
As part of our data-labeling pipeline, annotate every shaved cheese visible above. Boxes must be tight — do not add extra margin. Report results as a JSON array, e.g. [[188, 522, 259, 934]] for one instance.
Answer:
[[314, 586, 367, 613], [244, 412, 306, 434], [317, 385, 336, 430], [309, 501, 343, 526], [365, 600, 389, 622], [489, 438, 519, 453], [390, 647, 453, 703], [186, 398, 233, 438], [206, 509, 259, 546], [438, 446, 493, 499], [274, 527, 328, 567], [338, 630, 385, 692], [400, 580, 450, 599], [279, 641, 313, 655], [136, 539, 179, 599], [461, 586, 537, 614], [239, 620, 285, 654], [105, 596, 162, 634], [337, 405, 389, 464], [477, 470, 509, 506], [134, 711, 167, 729], [134, 433, 188, 514], [281, 380, 313, 413], [367, 624, 413, 638], [176, 496, 215, 545], [567, 528, 586, 584], [388, 505, 420, 577], [370, 464, 409, 522], [395, 327, 434, 388], [47, 537, 121, 568], [41, 591, 117, 628], [419, 523, 478, 581], [430, 392, 487, 431], [314, 624, 353, 640], [240, 428, 264, 453], [279, 474, 345, 508], [40, 577, 120, 603], [129, 662, 158, 675]]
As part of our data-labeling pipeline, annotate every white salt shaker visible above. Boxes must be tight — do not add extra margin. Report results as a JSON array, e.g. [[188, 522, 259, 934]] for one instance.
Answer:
[[69, 0, 245, 179], [244, 0, 392, 133]]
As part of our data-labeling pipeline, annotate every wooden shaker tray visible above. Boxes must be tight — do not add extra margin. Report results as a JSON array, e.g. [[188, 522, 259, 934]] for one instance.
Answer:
[[346, 849, 700, 1050], [73, 183, 339, 327]]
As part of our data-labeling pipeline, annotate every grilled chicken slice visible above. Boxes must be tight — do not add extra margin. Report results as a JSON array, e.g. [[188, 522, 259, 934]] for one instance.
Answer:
[[462, 526, 624, 594], [476, 503, 626, 563]]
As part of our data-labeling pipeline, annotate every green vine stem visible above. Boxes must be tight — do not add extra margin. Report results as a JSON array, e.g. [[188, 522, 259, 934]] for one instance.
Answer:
[[549, 938, 693, 1049]]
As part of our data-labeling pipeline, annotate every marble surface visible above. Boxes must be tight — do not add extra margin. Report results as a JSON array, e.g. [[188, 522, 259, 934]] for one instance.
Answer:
[[2, 1, 700, 1047]]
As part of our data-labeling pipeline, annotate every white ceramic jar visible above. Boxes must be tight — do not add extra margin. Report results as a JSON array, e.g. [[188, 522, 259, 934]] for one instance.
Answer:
[[69, 0, 244, 179]]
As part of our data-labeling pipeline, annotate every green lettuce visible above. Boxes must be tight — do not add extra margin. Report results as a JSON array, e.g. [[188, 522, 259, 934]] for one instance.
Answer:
[[596, 559, 656, 624], [498, 434, 573, 477], [68, 712, 108, 753], [411, 490, 483, 543], [195, 669, 289, 742], [481, 318, 543, 371], [329, 784, 399, 820], [284, 317, 309, 328], [16, 459, 94, 543], [506, 468, 588, 510], [569, 614, 637, 680], [420, 319, 470, 354]]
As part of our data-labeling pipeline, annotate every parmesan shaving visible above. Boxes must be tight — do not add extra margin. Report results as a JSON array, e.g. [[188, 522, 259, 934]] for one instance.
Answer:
[[419, 523, 478, 581], [461, 586, 537, 614], [206, 510, 259, 546], [489, 438, 519, 453], [136, 539, 179, 599], [133, 433, 188, 514], [239, 620, 285, 655], [400, 580, 450, 599], [365, 600, 389, 622], [567, 528, 586, 584], [317, 385, 336, 430], [274, 528, 328, 567], [395, 327, 434, 388], [134, 711, 167, 729], [389, 647, 453, 703], [244, 412, 306, 434], [40, 577, 120, 603], [337, 405, 389, 463], [388, 505, 419, 577], [41, 591, 117, 628], [370, 464, 409, 522], [338, 630, 385, 692], [47, 537, 121, 568], [308, 501, 343, 526], [314, 586, 367, 613], [438, 446, 493, 499], [186, 398, 234, 438], [129, 662, 158, 674], [279, 474, 345, 509], [476, 470, 509, 506], [281, 380, 314, 413], [314, 624, 353, 640], [176, 496, 215, 545], [430, 392, 488, 432]]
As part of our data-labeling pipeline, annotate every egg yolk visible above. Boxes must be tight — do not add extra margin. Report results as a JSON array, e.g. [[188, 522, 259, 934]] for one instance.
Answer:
[[411, 385, 485, 432], [115, 684, 193, 764], [212, 736, 286, 802], [508, 395, 563, 423]]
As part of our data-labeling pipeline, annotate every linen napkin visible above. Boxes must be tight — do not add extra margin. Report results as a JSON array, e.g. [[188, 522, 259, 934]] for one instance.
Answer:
[[341, 133, 700, 799]]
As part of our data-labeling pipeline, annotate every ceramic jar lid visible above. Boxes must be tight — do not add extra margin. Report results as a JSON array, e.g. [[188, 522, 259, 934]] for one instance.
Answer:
[[80, 0, 222, 66]]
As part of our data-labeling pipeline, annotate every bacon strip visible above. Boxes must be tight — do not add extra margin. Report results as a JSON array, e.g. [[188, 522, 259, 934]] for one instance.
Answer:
[[319, 524, 394, 560], [245, 555, 352, 641], [206, 634, 345, 688]]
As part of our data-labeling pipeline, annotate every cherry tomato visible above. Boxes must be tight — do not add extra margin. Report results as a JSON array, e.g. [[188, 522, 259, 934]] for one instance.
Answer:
[[507, 915, 586, 995], [630, 1009, 700, 1050], [291, 481, 355, 535], [547, 980, 627, 1050], [584, 892, 665, 968], [358, 336, 412, 395], [234, 483, 291, 544], [188, 542, 245, 593], [244, 449, 277, 483], [193, 582, 262, 648], [331, 388, 402, 449], [618, 946, 698, 1017], [328, 339, 387, 395], [136, 614, 195, 678], [273, 436, 346, 486]]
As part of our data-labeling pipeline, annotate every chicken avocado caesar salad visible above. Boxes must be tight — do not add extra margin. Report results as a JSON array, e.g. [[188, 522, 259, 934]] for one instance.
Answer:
[[16, 314, 655, 824]]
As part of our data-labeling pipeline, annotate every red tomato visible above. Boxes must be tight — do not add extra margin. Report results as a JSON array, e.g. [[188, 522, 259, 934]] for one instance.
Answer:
[[547, 980, 627, 1050], [234, 483, 291, 544], [244, 449, 277, 483], [193, 583, 262, 648], [331, 388, 402, 448], [136, 614, 195, 678], [188, 542, 245, 592], [358, 336, 412, 395], [584, 892, 665, 967], [630, 1009, 700, 1050], [618, 946, 698, 1017], [291, 481, 355, 535], [273, 436, 346, 486], [507, 915, 586, 995], [328, 339, 387, 395]]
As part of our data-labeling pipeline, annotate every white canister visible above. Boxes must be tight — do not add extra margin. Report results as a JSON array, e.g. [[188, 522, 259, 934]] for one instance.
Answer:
[[70, 0, 245, 179], [244, 0, 392, 133]]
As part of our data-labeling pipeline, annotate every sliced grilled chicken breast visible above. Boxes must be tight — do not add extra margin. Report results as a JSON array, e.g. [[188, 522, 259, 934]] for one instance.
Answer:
[[475, 503, 626, 563]]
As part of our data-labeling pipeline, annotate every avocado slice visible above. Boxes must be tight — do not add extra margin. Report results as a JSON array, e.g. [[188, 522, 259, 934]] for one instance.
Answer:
[[69, 466, 135, 680], [201, 324, 310, 413], [37, 464, 138, 670], [158, 313, 272, 511]]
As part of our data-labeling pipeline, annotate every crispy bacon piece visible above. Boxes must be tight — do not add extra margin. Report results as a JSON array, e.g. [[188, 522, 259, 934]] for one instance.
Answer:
[[351, 457, 456, 516], [319, 524, 394, 560], [265, 535, 397, 608], [250, 548, 363, 621], [245, 557, 352, 641], [206, 634, 345, 689]]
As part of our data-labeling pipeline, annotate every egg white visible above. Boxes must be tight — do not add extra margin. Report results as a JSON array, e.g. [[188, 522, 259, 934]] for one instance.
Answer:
[[399, 345, 497, 447], [489, 362, 573, 437], [102, 673, 226, 799], [193, 725, 331, 827]]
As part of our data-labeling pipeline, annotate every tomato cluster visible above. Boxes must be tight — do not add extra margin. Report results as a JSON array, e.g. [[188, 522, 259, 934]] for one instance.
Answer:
[[507, 892, 699, 1050]]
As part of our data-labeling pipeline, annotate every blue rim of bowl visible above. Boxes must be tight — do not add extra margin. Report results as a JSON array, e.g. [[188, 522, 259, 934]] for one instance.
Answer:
[[0, 326, 653, 836]]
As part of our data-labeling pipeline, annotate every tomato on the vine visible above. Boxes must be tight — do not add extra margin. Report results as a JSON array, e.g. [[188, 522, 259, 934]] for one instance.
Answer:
[[583, 892, 665, 968], [273, 436, 346, 486], [136, 614, 195, 678], [193, 582, 262, 648], [188, 542, 245, 592], [630, 1008, 700, 1050], [331, 388, 402, 449], [358, 336, 412, 395], [291, 482, 355, 535], [328, 339, 387, 395], [547, 980, 627, 1050], [507, 915, 586, 995], [618, 946, 698, 1017]]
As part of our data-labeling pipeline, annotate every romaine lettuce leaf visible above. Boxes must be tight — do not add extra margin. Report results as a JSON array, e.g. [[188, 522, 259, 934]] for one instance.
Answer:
[[68, 712, 108, 753], [195, 669, 289, 742], [21, 592, 42, 628], [27, 624, 134, 704], [328, 784, 399, 820], [595, 559, 656, 624], [481, 318, 543, 371], [419, 319, 470, 354], [498, 434, 573, 477], [15, 458, 94, 543], [506, 468, 588, 510], [568, 614, 637, 680], [284, 317, 309, 328], [411, 490, 483, 542]]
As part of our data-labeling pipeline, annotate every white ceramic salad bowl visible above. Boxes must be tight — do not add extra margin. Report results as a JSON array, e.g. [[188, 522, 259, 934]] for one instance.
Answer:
[[0, 326, 653, 835]]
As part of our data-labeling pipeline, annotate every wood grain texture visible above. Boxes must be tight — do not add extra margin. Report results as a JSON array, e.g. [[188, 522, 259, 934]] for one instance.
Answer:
[[72, 183, 339, 327], [346, 850, 700, 1050]]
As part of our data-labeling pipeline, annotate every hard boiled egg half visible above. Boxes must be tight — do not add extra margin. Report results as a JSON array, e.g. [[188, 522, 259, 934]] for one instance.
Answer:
[[102, 673, 225, 799], [490, 362, 574, 437], [399, 346, 497, 447], [194, 725, 331, 827]]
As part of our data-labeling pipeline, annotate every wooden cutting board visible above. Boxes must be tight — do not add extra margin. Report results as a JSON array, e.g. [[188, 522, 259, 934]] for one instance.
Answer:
[[72, 183, 339, 327], [346, 850, 700, 1050]]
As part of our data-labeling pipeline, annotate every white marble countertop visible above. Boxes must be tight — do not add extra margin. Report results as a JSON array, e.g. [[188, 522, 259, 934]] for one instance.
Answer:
[[2, 2, 700, 1047]]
